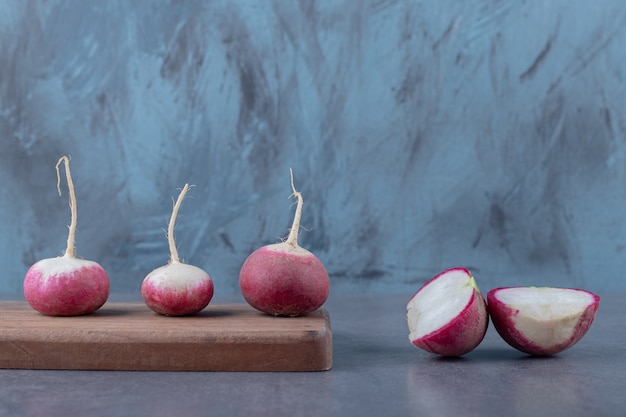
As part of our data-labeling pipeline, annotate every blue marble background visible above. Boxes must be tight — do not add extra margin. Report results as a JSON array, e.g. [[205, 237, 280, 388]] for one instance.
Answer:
[[1, 0, 625, 297]]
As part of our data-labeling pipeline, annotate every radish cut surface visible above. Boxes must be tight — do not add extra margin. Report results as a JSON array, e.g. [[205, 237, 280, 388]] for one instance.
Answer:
[[408, 269, 476, 340], [494, 287, 595, 317]]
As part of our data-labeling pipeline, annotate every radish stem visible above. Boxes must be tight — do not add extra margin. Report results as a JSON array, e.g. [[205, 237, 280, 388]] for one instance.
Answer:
[[55, 156, 77, 258], [168, 184, 190, 264], [285, 169, 303, 247]]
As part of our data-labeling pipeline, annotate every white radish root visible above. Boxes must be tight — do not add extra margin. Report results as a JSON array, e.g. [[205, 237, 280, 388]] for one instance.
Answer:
[[167, 183, 191, 264], [285, 168, 303, 248], [55, 156, 78, 258]]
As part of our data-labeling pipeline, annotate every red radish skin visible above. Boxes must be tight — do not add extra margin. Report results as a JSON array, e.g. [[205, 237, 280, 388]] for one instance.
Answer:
[[23, 156, 110, 316], [407, 268, 488, 356], [239, 244, 329, 316], [239, 170, 330, 317], [141, 184, 214, 316], [487, 287, 600, 356], [24, 256, 110, 316], [142, 263, 214, 316]]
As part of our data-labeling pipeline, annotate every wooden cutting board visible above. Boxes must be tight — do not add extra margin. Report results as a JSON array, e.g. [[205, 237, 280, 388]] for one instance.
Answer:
[[0, 301, 332, 372]]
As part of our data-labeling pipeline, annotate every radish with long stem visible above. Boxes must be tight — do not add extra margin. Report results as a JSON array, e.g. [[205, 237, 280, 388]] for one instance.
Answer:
[[141, 184, 214, 316], [239, 169, 330, 317], [23, 156, 110, 316]]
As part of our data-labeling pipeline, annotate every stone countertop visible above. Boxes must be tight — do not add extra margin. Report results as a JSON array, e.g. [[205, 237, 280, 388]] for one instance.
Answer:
[[0, 293, 622, 417]]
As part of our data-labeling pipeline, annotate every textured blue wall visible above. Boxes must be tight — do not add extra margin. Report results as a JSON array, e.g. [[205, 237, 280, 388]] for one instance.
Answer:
[[1, 0, 625, 297]]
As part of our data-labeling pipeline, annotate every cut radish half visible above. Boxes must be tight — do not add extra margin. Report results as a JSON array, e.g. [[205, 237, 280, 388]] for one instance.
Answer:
[[407, 268, 489, 356], [487, 287, 600, 356]]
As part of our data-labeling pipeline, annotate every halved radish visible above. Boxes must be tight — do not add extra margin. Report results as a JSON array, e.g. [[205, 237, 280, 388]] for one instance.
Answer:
[[487, 287, 600, 356], [407, 268, 489, 356]]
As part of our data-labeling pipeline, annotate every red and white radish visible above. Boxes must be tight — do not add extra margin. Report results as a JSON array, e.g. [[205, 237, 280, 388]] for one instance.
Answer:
[[407, 267, 489, 356], [487, 287, 600, 356], [239, 170, 330, 317], [23, 156, 110, 316], [141, 184, 214, 316]]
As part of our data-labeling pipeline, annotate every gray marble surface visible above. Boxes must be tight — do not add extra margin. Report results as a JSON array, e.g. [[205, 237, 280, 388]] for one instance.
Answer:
[[0, 293, 622, 417]]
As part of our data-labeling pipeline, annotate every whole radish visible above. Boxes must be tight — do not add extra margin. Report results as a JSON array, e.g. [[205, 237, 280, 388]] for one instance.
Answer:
[[141, 184, 214, 316], [23, 156, 110, 316], [239, 170, 330, 317]]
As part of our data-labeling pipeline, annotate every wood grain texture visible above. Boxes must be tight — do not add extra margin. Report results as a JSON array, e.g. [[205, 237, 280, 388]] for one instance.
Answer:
[[0, 302, 332, 372]]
